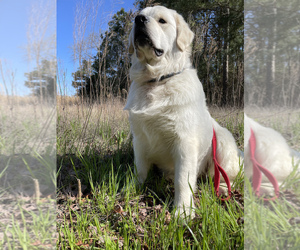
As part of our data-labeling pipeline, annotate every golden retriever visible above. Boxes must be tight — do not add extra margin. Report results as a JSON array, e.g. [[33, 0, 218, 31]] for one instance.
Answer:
[[124, 6, 240, 218]]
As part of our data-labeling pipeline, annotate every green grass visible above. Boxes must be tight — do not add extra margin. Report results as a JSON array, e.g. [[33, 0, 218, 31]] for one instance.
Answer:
[[244, 168, 300, 249], [0, 103, 56, 249], [57, 104, 244, 249], [57, 160, 244, 249], [0, 200, 56, 249], [0, 155, 56, 250], [243, 109, 300, 249]]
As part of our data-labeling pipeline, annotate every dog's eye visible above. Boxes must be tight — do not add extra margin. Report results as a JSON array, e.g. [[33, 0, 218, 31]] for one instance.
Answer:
[[159, 18, 166, 24]]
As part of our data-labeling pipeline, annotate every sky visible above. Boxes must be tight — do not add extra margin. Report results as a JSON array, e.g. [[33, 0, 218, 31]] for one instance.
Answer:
[[0, 0, 136, 97], [57, 0, 136, 95], [0, 1, 34, 96]]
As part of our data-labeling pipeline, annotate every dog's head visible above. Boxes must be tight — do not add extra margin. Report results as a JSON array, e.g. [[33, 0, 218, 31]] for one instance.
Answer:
[[129, 6, 194, 65]]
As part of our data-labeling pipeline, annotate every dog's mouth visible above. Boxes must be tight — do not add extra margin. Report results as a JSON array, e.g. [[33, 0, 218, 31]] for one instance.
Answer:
[[134, 29, 164, 57]]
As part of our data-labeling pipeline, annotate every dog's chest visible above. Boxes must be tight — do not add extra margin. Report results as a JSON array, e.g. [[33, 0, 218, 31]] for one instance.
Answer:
[[130, 109, 177, 169], [125, 80, 201, 164], [127, 83, 178, 136], [130, 107, 177, 143]]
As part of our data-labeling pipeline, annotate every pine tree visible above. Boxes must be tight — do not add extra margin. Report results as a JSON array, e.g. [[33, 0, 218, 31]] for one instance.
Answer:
[[72, 8, 133, 101]]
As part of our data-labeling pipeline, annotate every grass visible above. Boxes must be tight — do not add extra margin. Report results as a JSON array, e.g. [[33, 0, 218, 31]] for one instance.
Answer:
[[2, 95, 299, 248], [57, 161, 244, 249], [244, 171, 300, 249], [0, 97, 56, 249], [244, 108, 300, 249], [245, 107, 300, 151], [56, 98, 244, 249]]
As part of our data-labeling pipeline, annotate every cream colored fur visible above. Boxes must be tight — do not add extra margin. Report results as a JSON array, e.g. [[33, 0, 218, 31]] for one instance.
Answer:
[[244, 114, 299, 195], [124, 6, 240, 218]]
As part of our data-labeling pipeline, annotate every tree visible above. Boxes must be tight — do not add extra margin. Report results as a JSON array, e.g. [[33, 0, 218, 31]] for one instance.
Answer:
[[245, 0, 300, 107], [72, 8, 133, 101], [73, 1, 244, 106], [135, 0, 244, 107], [24, 59, 56, 101]]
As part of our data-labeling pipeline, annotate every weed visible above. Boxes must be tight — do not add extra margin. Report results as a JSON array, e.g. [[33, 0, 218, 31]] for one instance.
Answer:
[[57, 100, 244, 249]]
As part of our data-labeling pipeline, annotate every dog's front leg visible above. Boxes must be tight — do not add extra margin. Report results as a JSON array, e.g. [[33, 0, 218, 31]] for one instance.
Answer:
[[133, 138, 151, 184], [173, 145, 198, 219]]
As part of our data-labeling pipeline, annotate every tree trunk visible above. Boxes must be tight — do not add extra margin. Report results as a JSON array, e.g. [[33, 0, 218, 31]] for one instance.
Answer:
[[222, 7, 229, 106], [264, 2, 277, 106]]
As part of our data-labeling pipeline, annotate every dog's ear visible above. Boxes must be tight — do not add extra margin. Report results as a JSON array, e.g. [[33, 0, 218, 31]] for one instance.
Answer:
[[128, 27, 134, 54], [175, 13, 194, 52]]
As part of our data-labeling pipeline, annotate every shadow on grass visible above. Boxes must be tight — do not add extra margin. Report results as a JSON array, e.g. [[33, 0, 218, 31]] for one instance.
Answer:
[[57, 138, 244, 213], [0, 153, 56, 249], [57, 140, 134, 196], [56, 138, 245, 249]]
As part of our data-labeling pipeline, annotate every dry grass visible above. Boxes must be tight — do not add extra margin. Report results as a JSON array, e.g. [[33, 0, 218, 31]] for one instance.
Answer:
[[0, 96, 56, 156], [0, 95, 40, 106], [209, 106, 244, 150], [0, 95, 56, 192], [245, 107, 300, 151], [57, 96, 127, 123], [56, 96, 244, 154], [0, 96, 56, 249], [57, 96, 129, 155], [56, 97, 244, 249]]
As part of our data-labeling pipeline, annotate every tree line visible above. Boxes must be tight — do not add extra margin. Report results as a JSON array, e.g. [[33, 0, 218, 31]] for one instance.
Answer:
[[245, 0, 300, 107], [24, 0, 300, 108], [25, 0, 245, 107], [69, 0, 244, 107]]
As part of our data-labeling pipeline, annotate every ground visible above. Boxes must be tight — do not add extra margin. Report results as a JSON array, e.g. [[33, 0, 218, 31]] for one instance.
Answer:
[[1, 97, 300, 249]]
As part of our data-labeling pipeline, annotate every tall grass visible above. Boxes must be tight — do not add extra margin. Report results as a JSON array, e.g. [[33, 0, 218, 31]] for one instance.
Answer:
[[0, 97, 56, 249], [244, 108, 300, 249], [56, 97, 244, 249]]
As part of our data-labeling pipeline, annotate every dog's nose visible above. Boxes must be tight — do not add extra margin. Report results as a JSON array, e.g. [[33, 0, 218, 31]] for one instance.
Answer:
[[135, 15, 149, 25]]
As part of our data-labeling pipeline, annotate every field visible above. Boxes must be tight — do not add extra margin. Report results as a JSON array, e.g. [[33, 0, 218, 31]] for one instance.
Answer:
[[244, 107, 300, 249], [0, 96, 56, 249], [1, 96, 300, 249], [56, 97, 245, 249], [55, 100, 300, 249]]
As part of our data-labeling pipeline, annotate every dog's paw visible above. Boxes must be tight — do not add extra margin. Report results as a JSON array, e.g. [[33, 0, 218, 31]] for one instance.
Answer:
[[218, 184, 231, 196]]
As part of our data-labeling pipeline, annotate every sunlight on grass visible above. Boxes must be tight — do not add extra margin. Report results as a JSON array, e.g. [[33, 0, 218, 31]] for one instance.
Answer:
[[244, 110, 300, 249], [0, 97, 56, 249], [56, 100, 244, 249]]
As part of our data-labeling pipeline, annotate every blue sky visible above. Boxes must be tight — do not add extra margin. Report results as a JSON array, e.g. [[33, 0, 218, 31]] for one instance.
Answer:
[[0, 1, 33, 96], [57, 0, 136, 95], [0, 0, 136, 96]]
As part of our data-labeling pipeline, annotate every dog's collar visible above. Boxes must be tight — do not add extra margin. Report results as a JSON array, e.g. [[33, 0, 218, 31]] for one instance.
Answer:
[[147, 70, 183, 83]]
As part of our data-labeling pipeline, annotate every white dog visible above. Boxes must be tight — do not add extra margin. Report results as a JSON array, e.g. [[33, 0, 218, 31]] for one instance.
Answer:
[[124, 6, 240, 218], [244, 114, 299, 196]]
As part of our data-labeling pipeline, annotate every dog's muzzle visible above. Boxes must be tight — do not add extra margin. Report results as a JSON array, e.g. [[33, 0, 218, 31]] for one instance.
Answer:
[[134, 14, 164, 57]]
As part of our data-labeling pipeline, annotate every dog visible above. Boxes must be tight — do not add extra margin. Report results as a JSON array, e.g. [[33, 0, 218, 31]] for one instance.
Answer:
[[124, 6, 240, 218], [244, 114, 300, 196]]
